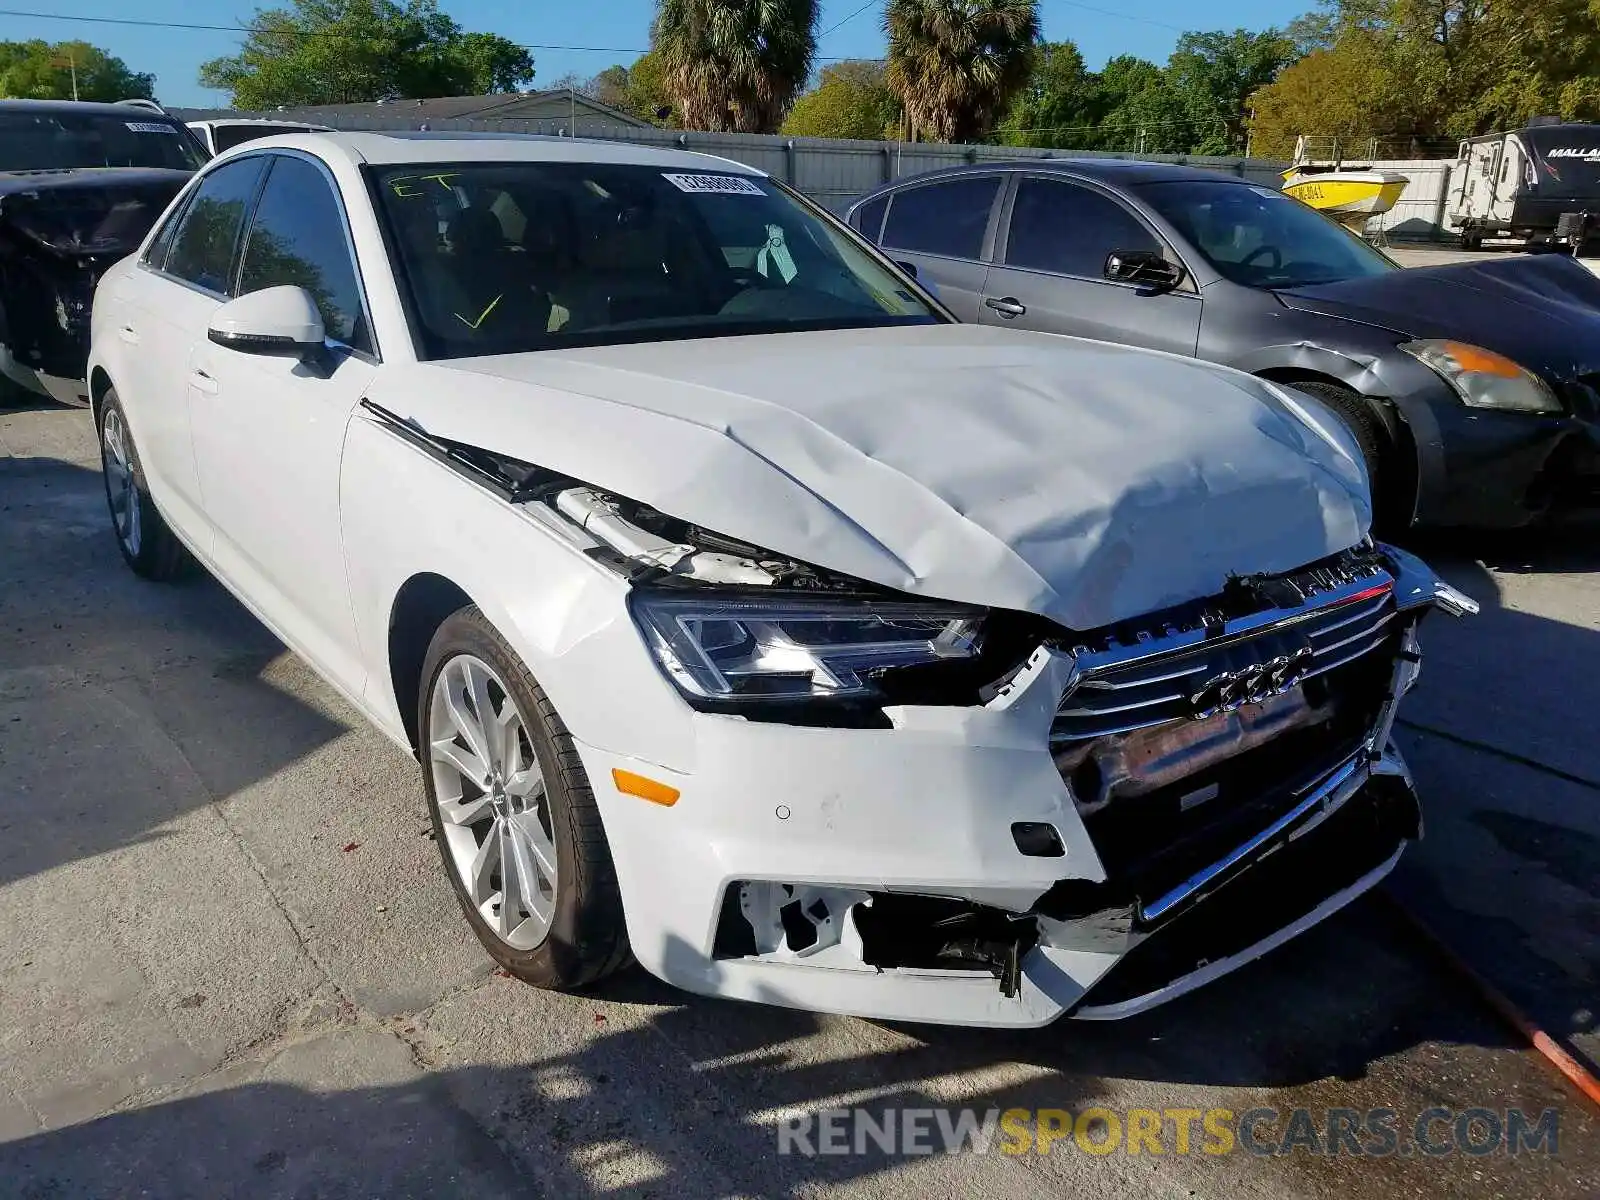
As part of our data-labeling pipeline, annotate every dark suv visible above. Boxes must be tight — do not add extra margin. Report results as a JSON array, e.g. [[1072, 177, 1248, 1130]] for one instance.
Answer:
[[849, 160, 1600, 528], [0, 99, 207, 406]]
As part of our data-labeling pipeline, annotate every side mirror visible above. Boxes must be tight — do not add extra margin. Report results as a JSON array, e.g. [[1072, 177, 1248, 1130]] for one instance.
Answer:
[[208, 285, 327, 360], [894, 258, 919, 279], [1104, 249, 1185, 291]]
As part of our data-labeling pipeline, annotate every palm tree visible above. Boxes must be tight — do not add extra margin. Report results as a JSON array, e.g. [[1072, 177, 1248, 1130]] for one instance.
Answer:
[[655, 0, 819, 134], [884, 0, 1039, 143]]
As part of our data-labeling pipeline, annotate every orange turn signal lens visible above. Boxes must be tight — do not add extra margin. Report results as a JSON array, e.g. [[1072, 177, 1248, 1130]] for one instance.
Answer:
[[1439, 341, 1525, 378], [612, 768, 680, 807]]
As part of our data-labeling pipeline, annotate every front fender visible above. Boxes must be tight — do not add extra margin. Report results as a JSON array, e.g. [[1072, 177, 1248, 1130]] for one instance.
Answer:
[[338, 409, 700, 772], [1231, 341, 1455, 523]]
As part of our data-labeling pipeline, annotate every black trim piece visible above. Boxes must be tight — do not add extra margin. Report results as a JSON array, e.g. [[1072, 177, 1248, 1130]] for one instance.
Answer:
[[358, 399, 569, 503]]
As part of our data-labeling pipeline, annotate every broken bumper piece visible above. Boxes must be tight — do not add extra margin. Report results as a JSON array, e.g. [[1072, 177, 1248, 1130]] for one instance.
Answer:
[[575, 546, 1466, 1028]]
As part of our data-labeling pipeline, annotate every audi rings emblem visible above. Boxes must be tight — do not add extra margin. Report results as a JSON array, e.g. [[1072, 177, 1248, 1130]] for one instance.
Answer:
[[1187, 646, 1316, 718]]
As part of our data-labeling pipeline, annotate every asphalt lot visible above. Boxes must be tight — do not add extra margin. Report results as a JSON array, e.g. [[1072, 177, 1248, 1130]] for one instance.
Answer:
[[2, 391, 1598, 1198]]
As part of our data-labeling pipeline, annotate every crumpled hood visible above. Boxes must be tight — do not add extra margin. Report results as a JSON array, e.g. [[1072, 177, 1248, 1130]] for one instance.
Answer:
[[1277, 255, 1600, 377], [400, 323, 1369, 631]]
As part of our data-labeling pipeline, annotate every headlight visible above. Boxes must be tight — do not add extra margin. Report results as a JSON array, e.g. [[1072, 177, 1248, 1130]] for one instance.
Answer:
[[1400, 339, 1563, 414], [629, 592, 982, 704]]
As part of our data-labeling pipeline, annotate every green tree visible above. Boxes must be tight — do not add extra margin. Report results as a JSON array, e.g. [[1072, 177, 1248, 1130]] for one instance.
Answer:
[[0, 40, 154, 102], [654, 0, 818, 133], [1162, 29, 1299, 154], [582, 52, 677, 125], [1094, 55, 1183, 152], [997, 39, 1102, 147], [1251, 0, 1600, 151], [198, 0, 534, 108], [782, 59, 902, 139], [884, 0, 1039, 143], [1246, 36, 1412, 157]]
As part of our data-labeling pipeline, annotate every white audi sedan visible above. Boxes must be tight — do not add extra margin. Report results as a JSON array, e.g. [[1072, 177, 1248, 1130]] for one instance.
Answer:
[[88, 132, 1474, 1026]]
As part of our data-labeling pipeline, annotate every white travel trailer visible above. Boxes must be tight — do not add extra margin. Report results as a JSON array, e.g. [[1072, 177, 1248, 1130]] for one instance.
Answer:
[[1448, 120, 1600, 250]]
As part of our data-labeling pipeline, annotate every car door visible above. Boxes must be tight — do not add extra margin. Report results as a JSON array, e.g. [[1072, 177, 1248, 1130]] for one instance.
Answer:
[[186, 152, 378, 695], [980, 175, 1201, 357], [112, 155, 269, 546], [875, 175, 1002, 321]]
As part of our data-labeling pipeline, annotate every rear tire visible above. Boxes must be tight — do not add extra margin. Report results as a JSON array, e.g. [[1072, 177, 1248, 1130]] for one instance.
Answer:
[[1290, 380, 1402, 530], [419, 606, 631, 990], [97, 388, 191, 581]]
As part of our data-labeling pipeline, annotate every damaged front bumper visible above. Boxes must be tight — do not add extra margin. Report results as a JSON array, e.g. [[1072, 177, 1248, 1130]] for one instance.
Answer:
[[579, 544, 1474, 1027]]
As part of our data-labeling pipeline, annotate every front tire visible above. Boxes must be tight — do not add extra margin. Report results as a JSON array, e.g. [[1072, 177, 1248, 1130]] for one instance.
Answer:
[[97, 389, 190, 581], [419, 606, 630, 989], [1291, 380, 1398, 526]]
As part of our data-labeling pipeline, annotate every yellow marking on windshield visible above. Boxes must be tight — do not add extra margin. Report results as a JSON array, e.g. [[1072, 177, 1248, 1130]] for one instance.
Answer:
[[455, 294, 502, 329], [389, 172, 461, 198]]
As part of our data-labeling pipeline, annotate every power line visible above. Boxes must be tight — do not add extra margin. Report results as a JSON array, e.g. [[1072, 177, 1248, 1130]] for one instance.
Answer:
[[0, 7, 645, 52], [820, 1, 880, 40], [1056, 1, 1184, 33], [0, 6, 890, 63]]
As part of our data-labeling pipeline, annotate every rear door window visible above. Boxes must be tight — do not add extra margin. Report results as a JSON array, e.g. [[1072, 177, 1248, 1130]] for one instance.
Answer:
[[882, 177, 1000, 260], [162, 155, 268, 294], [853, 195, 889, 241], [1004, 177, 1162, 278]]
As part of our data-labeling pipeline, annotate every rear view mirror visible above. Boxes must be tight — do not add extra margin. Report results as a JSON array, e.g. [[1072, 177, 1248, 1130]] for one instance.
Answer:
[[1104, 250, 1185, 291], [208, 285, 327, 359]]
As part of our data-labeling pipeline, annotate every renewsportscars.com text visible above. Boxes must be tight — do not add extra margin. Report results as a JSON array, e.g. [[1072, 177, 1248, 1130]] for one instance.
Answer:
[[775, 1106, 1561, 1158]]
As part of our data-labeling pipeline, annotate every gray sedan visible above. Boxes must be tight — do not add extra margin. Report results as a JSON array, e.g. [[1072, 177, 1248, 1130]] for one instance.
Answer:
[[848, 160, 1600, 530]]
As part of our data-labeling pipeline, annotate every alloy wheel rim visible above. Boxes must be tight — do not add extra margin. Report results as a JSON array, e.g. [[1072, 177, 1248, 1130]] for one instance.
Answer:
[[101, 410, 141, 557], [428, 654, 557, 949]]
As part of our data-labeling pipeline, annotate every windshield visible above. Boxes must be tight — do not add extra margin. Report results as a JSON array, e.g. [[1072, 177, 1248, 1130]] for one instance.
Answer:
[[0, 110, 206, 172], [372, 161, 941, 358], [1138, 180, 1396, 289]]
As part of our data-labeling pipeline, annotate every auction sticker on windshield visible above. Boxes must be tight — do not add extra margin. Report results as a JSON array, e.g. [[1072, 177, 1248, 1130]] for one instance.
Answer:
[[663, 173, 766, 196], [125, 122, 178, 134]]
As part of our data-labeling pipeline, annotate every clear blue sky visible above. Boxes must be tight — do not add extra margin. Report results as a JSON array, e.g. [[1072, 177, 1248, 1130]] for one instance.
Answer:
[[0, 0, 1310, 109]]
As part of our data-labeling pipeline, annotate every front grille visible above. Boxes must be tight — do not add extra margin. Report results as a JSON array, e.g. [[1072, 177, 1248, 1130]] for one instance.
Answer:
[[1051, 573, 1397, 746]]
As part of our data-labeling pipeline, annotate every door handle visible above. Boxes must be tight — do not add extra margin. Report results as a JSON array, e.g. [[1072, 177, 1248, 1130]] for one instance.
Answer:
[[985, 296, 1027, 318], [188, 369, 219, 397], [117, 325, 139, 345]]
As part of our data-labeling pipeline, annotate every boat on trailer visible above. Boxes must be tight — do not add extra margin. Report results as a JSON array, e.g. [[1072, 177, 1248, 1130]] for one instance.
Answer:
[[1280, 136, 1410, 234]]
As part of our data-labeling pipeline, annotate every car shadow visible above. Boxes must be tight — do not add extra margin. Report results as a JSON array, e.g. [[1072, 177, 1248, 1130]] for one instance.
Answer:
[[0, 455, 350, 890], [0, 933, 1582, 1200], [1384, 524, 1600, 1072]]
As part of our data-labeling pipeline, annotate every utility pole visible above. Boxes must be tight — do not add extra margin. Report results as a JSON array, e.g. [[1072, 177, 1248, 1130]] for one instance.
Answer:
[[52, 50, 79, 101]]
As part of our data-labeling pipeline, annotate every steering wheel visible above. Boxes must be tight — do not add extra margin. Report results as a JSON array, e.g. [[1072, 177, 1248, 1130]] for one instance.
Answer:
[[1239, 244, 1283, 271]]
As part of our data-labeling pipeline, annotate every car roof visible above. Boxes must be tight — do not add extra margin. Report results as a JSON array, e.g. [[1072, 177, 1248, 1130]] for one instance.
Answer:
[[857, 157, 1252, 200], [0, 98, 185, 120], [245, 129, 766, 175]]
